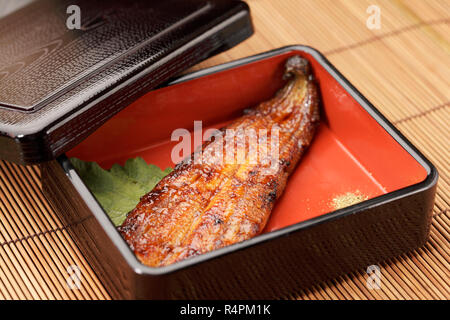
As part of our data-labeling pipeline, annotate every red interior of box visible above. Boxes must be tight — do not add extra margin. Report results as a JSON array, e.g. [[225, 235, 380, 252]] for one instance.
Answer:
[[67, 50, 428, 232]]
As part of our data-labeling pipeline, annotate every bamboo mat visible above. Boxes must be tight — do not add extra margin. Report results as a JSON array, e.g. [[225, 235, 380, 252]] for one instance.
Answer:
[[0, 0, 448, 300]]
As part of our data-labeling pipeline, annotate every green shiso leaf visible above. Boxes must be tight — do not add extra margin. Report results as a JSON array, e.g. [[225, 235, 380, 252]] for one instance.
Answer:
[[70, 157, 172, 227]]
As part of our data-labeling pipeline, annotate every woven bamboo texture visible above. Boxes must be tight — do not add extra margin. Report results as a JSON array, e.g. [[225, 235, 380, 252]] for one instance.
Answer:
[[0, 0, 448, 300]]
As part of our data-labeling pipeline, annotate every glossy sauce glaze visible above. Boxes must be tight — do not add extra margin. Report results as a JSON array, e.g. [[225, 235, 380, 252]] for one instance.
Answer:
[[118, 56, 320, 267]]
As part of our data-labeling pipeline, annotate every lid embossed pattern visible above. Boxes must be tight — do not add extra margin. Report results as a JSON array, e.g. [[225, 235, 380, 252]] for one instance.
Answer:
[[0, 1, 207, 112]]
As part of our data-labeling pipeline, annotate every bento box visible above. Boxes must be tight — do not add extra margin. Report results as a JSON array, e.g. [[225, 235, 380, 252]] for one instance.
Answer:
[[41, 45, 438, 299]]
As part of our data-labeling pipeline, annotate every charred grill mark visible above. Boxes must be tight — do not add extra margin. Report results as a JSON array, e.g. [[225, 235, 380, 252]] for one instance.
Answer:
[[279, 158, 291, 169], [267, 190, 277, 203], [119, 56, 320, 267]]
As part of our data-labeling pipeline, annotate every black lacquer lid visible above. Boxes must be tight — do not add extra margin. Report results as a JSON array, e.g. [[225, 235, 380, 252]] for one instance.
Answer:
[[0, 0, 253, 164]]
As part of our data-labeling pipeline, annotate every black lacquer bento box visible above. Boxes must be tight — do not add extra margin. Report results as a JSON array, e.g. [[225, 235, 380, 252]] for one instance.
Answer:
[[41, 46, 437, 299]]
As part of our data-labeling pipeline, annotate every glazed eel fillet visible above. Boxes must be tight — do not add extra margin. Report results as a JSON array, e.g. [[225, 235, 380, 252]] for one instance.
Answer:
[[119, 56, 320, 267]]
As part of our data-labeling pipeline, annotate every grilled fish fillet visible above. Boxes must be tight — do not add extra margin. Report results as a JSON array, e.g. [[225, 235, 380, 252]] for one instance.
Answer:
[[119, 56, 320, 267]]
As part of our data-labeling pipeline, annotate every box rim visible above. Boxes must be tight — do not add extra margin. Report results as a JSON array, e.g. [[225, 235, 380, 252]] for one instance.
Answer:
[[57, 44, 439, 276]]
